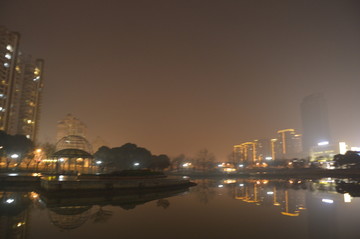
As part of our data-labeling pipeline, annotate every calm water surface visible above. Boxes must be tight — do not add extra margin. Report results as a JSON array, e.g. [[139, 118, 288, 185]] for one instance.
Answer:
[[2, 178, 360, 239]]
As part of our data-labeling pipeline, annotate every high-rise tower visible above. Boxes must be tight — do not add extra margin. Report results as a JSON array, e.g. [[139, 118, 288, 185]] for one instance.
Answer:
[[0, 26, 44, 142], [301, 93, 331, 155], [0, 26, 20, 131]]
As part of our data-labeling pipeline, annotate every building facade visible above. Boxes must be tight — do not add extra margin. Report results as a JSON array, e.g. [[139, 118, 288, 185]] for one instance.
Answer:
[[276, 129, 302, 159], [0, 26, 44, 142]]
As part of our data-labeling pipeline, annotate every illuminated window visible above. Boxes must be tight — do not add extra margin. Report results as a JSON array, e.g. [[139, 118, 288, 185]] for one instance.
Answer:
[[34, 67, 40, 75], [6, 45, 13, 52]]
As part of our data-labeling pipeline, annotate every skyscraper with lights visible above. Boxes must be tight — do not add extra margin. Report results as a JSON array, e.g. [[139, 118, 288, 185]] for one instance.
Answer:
[[0, 26, 44, 142]]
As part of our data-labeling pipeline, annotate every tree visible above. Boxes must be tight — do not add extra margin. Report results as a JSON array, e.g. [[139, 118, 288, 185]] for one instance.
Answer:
[[94, 143, 172, 172], [334, 151, 360, 168], [0, 131, 34, 168], [150, 154, 170, 171], [194, 149, 215, 171], [171, 154, 188, 170]]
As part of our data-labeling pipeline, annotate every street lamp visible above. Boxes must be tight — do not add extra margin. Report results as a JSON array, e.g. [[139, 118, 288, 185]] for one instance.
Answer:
[[10, 154, 19, 159]]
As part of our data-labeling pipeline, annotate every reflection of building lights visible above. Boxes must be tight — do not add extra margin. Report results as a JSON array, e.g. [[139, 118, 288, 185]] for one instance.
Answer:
[[344, 193, 352, 203], [265, 157, 272, 160], [322, 199, 334, 204], [134, 162, 140, 166], [239, 184, 244, 187], [239, 164, 244, 168], [8, 173, 18, 176], [218, 185, 224, 188], [59, 175, 65, 181], [267, 191, 274, 195], [59, 158, 65, 162], [96, 161, 102, 165]]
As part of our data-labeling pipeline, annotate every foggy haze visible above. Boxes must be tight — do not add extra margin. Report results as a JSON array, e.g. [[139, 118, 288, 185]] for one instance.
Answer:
[[1, 0, 360, 159]]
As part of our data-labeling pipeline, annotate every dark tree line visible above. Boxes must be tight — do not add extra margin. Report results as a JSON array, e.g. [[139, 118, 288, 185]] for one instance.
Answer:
[[0, 131, 34, 168], [334, 151, 360, 168], [94, 143, 170, 171]]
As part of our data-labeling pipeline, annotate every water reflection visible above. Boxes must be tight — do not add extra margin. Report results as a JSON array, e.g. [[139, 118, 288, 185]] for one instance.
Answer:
[[1, 178, 360, 238], [0, 192, 31, 239], [0, 187, 188, 236], [192, 178, 358, 217]]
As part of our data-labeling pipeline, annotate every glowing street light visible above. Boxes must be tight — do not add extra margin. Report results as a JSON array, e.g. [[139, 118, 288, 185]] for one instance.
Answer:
[[134, 162, 140, 167], [10, 154, 19, 159]]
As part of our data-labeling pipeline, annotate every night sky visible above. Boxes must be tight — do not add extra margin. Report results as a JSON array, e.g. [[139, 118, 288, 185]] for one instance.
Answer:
[[1, 0, 360, 159]]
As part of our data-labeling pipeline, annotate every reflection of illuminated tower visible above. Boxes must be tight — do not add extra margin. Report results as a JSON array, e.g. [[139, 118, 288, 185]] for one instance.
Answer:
[[56, 114, 88, 142], [281, 190, 299, 216], [233, 142, 257, 164], [0, 192, 31, 239], [301, 93, 332, 155], [276, 129, 302, 159]]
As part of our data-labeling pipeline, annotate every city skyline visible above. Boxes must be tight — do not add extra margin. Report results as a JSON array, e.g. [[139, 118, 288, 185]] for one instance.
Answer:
[[1, 1, 360, 159]]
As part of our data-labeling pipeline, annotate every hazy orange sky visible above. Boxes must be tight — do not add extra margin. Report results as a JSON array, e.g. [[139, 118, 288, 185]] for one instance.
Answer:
[[1, 0, 360, 160]]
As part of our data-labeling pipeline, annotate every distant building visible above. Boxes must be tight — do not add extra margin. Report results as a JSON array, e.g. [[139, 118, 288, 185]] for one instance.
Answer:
[[255, 139, 273, 162], [56, 114, 88, 142], [276, 129, 302, 159], [301, 93, 331, 156], [233, 142, 257, 165], [0, 26, 44, 142]]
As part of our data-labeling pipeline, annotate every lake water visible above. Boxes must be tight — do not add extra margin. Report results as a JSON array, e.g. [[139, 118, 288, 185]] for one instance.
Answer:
[[1, 177, 360, 239]]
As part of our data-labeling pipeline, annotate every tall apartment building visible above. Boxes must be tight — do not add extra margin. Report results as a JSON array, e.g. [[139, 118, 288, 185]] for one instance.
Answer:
[[0, 26, 44, 141], [255, 139, 272, 161], [233, 142, 257, 165], [276, 129, 302, 159]]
